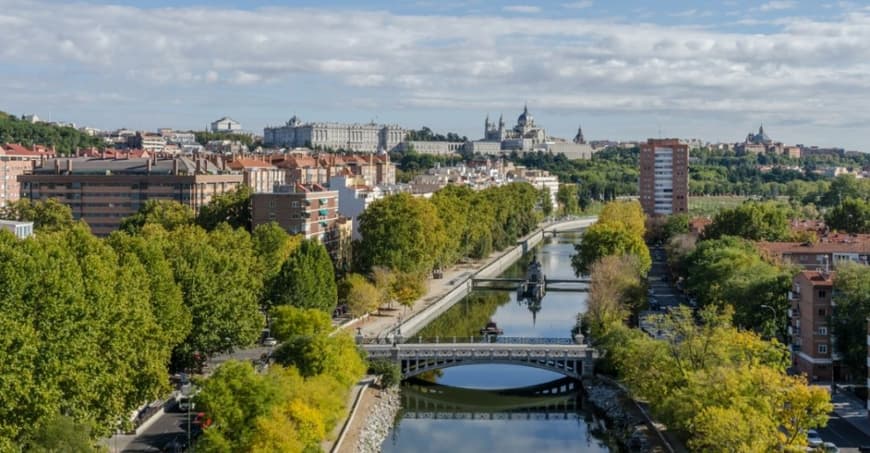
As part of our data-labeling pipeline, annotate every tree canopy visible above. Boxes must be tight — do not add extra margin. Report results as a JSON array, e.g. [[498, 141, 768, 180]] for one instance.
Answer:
[[0, 113, 104, 154], [269, 239, 337, 313], [0, 198, 75, 232], [572, 201, 650, 276], [702, 201, 791, 241]]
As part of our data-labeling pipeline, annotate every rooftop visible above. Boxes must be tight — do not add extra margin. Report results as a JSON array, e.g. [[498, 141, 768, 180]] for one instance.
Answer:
[[797, 270, 835, 287], [757, 234, 870, 255], [29, 157, 226, 176]]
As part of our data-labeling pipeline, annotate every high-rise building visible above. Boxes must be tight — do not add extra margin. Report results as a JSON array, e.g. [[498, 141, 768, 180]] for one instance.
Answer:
[[639, 138, 688, 216], [789, 270, 838, 382]]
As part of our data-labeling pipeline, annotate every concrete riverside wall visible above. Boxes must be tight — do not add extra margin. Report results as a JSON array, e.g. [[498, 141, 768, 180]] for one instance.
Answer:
[[394, 217, 597, 338]]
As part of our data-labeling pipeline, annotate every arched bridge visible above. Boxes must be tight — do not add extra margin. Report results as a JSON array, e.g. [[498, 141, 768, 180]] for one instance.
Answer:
[[359, 337, 596, 380]]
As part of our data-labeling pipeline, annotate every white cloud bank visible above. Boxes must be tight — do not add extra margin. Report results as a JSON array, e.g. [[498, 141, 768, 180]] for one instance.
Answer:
[[1, 0, 870, 140]]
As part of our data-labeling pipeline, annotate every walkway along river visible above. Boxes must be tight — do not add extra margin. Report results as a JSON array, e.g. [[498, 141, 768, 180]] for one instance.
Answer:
[[380, 232, 614, 453]]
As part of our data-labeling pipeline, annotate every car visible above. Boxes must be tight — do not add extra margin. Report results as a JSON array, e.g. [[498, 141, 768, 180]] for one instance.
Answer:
[[262, 337, 278, 347], [162, 437, 187, 453], [822, 442, 840, 453], [807, 429, 823, 448]]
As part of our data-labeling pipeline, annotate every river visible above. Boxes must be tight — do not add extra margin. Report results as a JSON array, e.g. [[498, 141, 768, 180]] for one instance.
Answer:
[[380, 232, 613, 453]]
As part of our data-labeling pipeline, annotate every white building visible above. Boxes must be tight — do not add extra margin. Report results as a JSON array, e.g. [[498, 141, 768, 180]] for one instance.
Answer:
[[211, 117, 242, 133], [264, 115, 405, 153], [0, 220, 34, 238], [329, 175, 385, 240], [228, 158, 286, 193], [512, 168, 559, 207]]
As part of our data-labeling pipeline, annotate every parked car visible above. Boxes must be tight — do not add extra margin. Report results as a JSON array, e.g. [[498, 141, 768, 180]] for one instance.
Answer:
[[807, 430, 823, 448], [177, 396, 193, 412], [822, 442, 840, 453], [262, 337, 278, 347]]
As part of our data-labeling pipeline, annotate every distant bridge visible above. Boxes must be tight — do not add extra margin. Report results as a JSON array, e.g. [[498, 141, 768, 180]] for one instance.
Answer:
[[471, 277, 590, 291], [359, 338, 596, 379]]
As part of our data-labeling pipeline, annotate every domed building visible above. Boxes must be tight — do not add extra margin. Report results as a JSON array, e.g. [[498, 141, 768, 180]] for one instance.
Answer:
[[484, 104, 548, 149]]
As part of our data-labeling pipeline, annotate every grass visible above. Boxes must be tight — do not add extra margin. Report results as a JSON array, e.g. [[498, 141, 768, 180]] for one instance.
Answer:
[[688, 196, 750, 217]]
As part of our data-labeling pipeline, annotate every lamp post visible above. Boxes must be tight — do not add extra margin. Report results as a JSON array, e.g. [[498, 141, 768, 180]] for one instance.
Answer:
[[187, 400, 195, 452]]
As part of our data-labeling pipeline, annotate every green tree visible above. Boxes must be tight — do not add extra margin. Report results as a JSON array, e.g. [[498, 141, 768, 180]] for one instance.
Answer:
[[270, 305, 332, 341], [341, 273, 380, 318], [355, 193, 447, 274], [197, 185, 253, 231], [272, 334, 365, 386], [825, 197, 870, 233], [571, 222, 651, 276], [252, 223, 303, 307], [24, 414, 94, 453], [540, 187, 554, 217], [556, 184, 580, 216], [368, 359, 402, 388], [830, 262, 870, 375], [702, 201, 790, 241], [119, 199, 194, 233], [269, 239, 337, 313], [0, 198, 74, 232], [392, 272, 427, 310]]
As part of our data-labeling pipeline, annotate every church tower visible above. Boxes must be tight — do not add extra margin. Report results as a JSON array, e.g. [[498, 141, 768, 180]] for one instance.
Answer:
[[574, 124, 586, 144], [498, 114, 505, 141]]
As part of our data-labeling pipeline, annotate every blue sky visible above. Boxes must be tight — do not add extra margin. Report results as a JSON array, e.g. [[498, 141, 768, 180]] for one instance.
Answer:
[[2, 0, 870, 149]]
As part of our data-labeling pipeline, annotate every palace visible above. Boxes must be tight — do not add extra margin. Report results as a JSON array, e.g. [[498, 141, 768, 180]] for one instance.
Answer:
[[264, 116, 405, 153]]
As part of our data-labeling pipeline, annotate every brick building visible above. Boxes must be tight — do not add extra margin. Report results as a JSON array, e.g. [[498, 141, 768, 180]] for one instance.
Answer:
[[250, 184, 348, 261], [19, 157, 243, 235], [789, 270, 838, 382], [757, 234, 870, 269], [0, 144, 56, 207], [639, 139, 688, 216]]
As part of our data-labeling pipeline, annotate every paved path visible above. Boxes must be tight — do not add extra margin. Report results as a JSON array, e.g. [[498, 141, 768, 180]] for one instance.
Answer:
[[815, 389, 870, 452]]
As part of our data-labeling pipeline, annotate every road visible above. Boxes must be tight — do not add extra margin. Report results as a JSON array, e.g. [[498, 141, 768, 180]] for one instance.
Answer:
[[818, 411, 870, 452], [121, 406, 190, 452]]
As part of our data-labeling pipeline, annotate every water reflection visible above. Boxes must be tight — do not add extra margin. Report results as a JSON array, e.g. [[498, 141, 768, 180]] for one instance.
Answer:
[[381, 231, 610, 452]]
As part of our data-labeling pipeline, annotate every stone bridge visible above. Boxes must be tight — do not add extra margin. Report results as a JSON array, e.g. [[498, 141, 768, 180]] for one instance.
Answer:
[[359, 337, 596, 380]]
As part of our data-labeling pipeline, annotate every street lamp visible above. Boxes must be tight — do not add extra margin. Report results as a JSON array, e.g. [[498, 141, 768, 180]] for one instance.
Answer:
[[187, 400, 194, 452]]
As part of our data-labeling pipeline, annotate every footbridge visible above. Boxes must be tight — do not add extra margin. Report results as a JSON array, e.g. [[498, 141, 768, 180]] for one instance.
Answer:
[[471, 277, 591, 291], [359, 337, 596, 380]]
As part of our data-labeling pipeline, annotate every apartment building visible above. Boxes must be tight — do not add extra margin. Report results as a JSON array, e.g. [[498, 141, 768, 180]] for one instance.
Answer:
[[512, 168, 559, 208], [19, 157, 243, 235], [789, 270, 838, 382], [639, 138, 689, 216], [0, 144, 56, 207], [757, 234, 870, 269], [227, 157, 285, 193], [250, 184, 347, 261], [0, 220, 34, 238]]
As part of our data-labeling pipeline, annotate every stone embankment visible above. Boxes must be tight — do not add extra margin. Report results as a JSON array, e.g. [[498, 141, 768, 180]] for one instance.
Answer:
[[583, 377, 671, 453], [354, 387, 400, 453]]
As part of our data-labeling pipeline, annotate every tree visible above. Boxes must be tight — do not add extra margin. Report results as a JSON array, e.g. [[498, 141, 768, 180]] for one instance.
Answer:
[[270, 305, 332, 341], [156, 224, 263, 368], [368, 359, 401, 388], [392, 272, 427, 310], [272, 334, 365, 386], [825, 197, 870, 233], [119, 199, 194, 233], [371, 266, 397, 309], [540, 187, 554, 217], [24, 414, 94, 453], [556, 184, 580, 216], [269, 239, 337, 313], [197, 185, 253, 231], [571, 221, 651, 276], [341, 274, 380, 318], [830, 262, 870, 376], [355, 193, 447, 274], [582, 255, 646, 337], [0, 198, 74, 232], [252, 223, 303, 306], [702, 201, 790, 241]]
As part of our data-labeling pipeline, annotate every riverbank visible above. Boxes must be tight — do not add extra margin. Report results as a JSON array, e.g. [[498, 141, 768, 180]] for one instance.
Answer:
[[583, 376, 679, 453]]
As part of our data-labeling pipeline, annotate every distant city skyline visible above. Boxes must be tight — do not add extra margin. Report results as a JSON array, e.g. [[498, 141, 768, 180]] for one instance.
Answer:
[[2, 0, 870, 150]]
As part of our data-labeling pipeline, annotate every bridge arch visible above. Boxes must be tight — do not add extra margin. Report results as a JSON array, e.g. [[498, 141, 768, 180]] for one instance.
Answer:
[[402, 358, 584, 380]]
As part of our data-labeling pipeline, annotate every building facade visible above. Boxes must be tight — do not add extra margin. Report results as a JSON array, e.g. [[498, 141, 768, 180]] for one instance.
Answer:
[[227, 158, 286, 193], [250, 184, 346, 261], [0, 220, 34, 238], [1, 144, 56, 207], [19, 157, 243, 236], [639, 138, 689, 216], [264, 115, 405, 153], [397, 141, 465, 156], [757, 234, 870, 269], [211, 117, 242, 133], [512, 168, 559, 208], [789, 270, 837, 382]]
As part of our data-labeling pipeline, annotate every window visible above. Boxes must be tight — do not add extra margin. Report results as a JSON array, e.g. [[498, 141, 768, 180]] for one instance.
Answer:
[[818, 344, 828, 354], [818, 290, 827, 298], [818, 308, 826, 317], [818, 327, 827, 336]]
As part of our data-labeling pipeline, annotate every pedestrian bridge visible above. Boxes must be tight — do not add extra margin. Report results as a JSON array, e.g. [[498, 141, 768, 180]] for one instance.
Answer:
[[359, 337, 596, 380]]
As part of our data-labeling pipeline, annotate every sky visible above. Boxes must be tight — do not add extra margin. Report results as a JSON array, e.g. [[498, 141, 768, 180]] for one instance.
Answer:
[[1, 0, 869, 150]]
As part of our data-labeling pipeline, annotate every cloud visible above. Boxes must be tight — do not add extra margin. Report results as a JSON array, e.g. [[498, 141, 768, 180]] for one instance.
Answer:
[[0, 1, 869, 146], [562, 1, 593, 9], [759, 1, 796, 11], [502, 5, 541, 14]]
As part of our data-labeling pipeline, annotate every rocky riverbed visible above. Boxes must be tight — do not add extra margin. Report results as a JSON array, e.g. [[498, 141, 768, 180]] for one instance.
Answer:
[[583, 377, 667, 453], [354, 387, 400, 453]]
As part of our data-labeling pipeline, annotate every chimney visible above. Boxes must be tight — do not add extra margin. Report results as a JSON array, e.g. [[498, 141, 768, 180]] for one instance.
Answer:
[[147, 158, 152, 174], [54, 159, 60, 175], [66, 158, 72, 174], [196, 159, 201, 174], [172, 158, 179, 175]]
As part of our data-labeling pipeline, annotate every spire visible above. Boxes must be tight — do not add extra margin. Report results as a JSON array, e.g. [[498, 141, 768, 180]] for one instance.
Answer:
[[759, 122, 764, 135], [498, 114, 504, 127], [574, 124, 586, 144]]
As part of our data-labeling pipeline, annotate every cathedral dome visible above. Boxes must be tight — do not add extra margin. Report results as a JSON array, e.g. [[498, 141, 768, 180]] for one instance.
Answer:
[[517, 105, 533, 126]]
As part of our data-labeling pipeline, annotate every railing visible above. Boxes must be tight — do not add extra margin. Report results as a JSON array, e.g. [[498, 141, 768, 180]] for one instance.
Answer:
[[358, 336, 578, 345]]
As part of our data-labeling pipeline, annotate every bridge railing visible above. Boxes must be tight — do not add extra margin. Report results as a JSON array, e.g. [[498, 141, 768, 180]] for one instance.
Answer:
[[358, 336, 578, 345]]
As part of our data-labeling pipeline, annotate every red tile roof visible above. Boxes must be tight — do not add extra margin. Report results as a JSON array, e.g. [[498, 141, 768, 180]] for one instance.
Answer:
[[797, 270, 835, 287], [228, 158, 274, 169], [758, 234, 870, 255]]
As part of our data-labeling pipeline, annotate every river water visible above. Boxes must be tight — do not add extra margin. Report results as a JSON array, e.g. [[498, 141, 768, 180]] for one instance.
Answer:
[[381, 232, 612, 453]]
